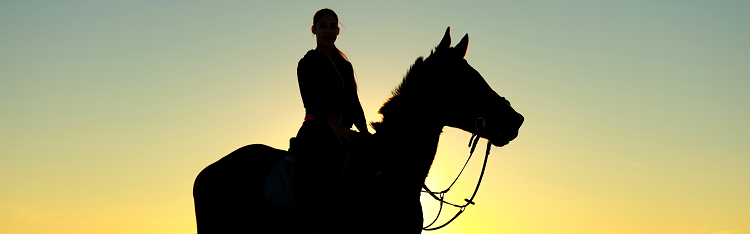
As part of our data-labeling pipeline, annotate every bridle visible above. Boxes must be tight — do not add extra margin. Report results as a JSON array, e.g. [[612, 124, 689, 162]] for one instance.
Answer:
[[421, 123, 494, 231]]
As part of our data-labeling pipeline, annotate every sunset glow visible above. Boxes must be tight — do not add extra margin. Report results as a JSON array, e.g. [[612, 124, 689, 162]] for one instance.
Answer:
[[1, 1, 749, 233]]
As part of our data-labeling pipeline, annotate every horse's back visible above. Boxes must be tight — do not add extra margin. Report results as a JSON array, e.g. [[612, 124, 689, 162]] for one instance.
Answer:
[[193, 144, 291, 233]]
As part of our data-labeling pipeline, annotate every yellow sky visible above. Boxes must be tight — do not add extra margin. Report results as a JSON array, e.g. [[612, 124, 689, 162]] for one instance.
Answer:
[[1, 1, 749, 233]]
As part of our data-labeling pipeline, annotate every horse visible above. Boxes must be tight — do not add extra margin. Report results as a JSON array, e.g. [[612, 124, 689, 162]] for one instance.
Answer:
[[193, 27, 524, 233]]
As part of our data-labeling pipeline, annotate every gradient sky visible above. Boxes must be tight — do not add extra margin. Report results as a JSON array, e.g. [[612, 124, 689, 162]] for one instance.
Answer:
[[1, 1, 749, 233]]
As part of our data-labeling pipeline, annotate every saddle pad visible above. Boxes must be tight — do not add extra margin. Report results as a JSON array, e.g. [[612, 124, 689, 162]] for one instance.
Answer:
[[263, 159, 297, 206]]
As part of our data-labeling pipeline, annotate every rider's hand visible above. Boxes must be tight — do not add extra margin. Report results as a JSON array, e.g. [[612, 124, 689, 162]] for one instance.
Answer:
[[328, 118, 353, 145]]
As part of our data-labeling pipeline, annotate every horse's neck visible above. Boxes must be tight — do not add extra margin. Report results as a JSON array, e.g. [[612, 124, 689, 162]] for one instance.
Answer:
[[375, 117, 444, 185]]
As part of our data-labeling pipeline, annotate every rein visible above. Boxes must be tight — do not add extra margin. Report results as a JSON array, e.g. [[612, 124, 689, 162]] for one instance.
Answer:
[[421, 134, 493, 231]]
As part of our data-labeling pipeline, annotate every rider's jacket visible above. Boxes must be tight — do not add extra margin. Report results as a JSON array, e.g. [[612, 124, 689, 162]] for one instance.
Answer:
[[297, 49, 365, 128]]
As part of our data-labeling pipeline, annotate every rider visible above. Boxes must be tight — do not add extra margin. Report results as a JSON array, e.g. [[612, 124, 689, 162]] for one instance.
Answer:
[[289, 8, 369, 231]]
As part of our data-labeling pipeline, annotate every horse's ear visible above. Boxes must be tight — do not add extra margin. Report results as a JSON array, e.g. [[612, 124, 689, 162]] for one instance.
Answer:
[[454, 33, 469, 58], [437, 27, 451, 50]]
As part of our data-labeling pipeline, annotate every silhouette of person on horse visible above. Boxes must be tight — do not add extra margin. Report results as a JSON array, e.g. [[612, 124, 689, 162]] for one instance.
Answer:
[[287, 8, 370, 232], [192, 12, 525, 232]]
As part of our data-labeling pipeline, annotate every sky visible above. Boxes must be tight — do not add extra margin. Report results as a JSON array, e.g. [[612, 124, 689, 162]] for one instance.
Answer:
[[1, 1, 749, 233]]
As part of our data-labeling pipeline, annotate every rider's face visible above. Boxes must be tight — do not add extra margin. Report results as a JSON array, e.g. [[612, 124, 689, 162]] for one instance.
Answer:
[[312, 14, 339, 48]]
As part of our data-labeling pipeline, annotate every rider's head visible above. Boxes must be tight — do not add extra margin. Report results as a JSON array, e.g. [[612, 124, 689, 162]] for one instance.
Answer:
[[311, 8, 340, 49]]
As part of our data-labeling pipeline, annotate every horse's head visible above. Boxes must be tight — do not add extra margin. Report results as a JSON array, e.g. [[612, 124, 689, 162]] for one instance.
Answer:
[[378, 27, 524, 147]]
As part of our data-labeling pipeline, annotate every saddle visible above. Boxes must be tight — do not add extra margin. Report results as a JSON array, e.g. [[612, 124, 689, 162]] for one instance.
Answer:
[[262, 137, 355, 207], [263, 159, 297, 206]]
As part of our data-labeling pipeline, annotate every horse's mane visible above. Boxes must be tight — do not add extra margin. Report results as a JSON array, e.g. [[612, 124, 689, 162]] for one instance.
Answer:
[[371, 49, 441, 131]]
